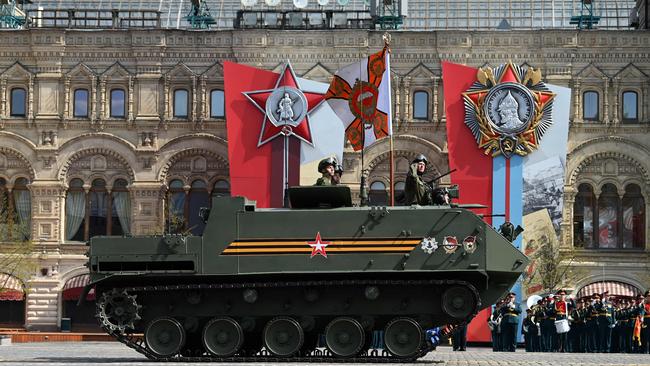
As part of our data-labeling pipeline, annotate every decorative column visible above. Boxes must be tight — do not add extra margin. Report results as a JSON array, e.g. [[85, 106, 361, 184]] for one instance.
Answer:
[[191, 76, 198, 125], [611, 77, 620, 125], [63, 78, 70, 123], [562, 187, 577, 248], [90, 76, 96, 125], [644, 80, 650, 123], [99, 78, 106, 120], [128, 76, 134, 125], [0, 78, 6, 118], [392, 75, 401, 131], [602, 77, 610, 125], [200, 76, 207, 121], [403, 76, 411, 127], [572, 78, 582, 124], [163, 77, 170, 123], [432, 76, 439, 124], [28, 76, 34, 125]]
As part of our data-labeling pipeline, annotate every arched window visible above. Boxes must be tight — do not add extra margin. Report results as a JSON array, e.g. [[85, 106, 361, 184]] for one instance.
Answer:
[[65, 178, 131, 241], [166, 180, 186, 234], [74, 89, 89, 118], [188, 180, 209, 235], [369, 181, 388, 206], [111, 179, 130, 236], [621, 91, 638, 123], [413, 91, 429, 120], [0, 177, 31, 241], [394, 181, 406, 206], [597, 183, 620, 249], [10, 88, 26, 117], [212, 180, 230, 197], [110, 89, 126, 118], [210, 89, 225, 118], [174, 89, 189, 118], [573, 183, 596, 248], [88, 179, 108, 238], [12, 178, 31, 240], [583, 91, 599, 121], [66, 178, 86, 241], [622, 184, 644, 249]]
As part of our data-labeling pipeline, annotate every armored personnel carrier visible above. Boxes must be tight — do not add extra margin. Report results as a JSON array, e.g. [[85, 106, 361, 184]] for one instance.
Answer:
[[84, 186, 527, 361]]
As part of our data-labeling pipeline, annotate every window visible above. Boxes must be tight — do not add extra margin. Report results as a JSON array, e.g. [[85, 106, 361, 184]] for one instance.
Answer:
[[210, 89, 225, 118], [573, 183, 596, 248], [110, 89, 126, 118], [622, 184, 644, 249], [65, 178, 131, 241], [0, 177, 32, 241], [413, 91, 429, 120], [369, 181, 388, 206], [166, 179, 186, 234], [88, 179, 108, 238], [621, 91, 638, 123], [74, 89, 89, 118], [165, 179, 214, 236], [10, 88, 26, 117], [188, 180, 209, 236], [597, 184, 619, 249], [66, 179, 86, 241], [174, 89, 189, 118], [574, 182, 643, 250], [583, 91, 599, 121], [394, 181, 406, 206], [212, 180, 230, 197]]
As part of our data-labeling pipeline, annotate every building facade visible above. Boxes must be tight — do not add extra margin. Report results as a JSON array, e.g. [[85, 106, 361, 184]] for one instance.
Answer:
[[0, 28, 648, 330]]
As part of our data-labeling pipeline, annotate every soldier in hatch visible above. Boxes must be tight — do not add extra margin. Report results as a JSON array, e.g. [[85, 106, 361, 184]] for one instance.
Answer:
[[315, 157, 338, 186], [404, 154, 433, 205]]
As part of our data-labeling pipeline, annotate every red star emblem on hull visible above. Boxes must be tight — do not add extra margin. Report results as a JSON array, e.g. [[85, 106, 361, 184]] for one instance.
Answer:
[[308, 232, 330, 258], [243, 61, 325, 147]]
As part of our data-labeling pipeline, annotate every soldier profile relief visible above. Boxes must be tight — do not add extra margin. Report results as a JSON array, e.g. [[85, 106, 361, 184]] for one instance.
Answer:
[[497, 91, 525, 131]]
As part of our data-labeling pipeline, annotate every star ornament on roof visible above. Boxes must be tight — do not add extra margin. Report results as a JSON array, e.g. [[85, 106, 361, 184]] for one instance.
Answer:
[[243, 61, 325, 147], [308, 232, 330, 258]]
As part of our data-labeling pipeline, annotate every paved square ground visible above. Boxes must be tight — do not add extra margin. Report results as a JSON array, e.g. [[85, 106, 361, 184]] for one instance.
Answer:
[[0, 342, 649, 365]]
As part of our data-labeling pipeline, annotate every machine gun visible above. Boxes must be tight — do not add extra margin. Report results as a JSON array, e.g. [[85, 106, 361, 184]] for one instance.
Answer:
[[426, 169, 458, 205], [498, 221, 524, 243]]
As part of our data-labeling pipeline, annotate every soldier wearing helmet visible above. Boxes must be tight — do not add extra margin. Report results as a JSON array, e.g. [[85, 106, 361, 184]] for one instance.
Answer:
[[315, 157, 338, 186], [404, 154, 433, 205]]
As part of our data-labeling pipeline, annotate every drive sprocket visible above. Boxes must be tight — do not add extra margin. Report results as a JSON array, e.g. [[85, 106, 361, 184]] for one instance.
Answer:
[[96, 288, 142, 333]]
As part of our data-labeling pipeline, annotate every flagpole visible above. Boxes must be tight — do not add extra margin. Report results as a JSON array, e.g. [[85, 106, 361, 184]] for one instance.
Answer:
[[283, 134, 289, 208], [384, 32, 394, 207]]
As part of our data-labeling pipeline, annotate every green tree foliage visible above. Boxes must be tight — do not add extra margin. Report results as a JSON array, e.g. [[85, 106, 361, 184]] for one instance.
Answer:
[[0, 192, 35, 294]]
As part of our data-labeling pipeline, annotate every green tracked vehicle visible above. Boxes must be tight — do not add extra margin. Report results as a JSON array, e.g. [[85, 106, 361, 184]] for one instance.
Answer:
[[84, 186, 528, 361]]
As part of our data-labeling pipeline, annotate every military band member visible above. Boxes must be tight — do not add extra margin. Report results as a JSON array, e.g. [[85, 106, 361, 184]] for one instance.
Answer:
[[541, 295, 555, 352], [598, 292, 615, 352], [404, 154, 433, 205], [315, 157, 337, 186], [586, 293, 600, 352], [632, 294, 646, 353], [570, 298, 586, 353], [489, 299, 504, 352], [500, 292, 521, 352], [523, 309, 540, 352], [641, 290, 650, 354], [551, 289, 571, 352]]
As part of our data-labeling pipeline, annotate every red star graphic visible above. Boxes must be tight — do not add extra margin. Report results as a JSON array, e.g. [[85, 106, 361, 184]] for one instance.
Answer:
[[243, 62, 325, 147], [307, 232, 330, 258]]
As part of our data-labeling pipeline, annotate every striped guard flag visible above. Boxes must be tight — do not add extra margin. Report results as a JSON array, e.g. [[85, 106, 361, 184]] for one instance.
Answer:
[[325, 46, 392, 151]]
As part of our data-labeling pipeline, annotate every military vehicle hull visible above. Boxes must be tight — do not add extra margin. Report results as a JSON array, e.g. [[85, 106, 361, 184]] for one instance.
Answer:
[[87, 196, 527, 361]]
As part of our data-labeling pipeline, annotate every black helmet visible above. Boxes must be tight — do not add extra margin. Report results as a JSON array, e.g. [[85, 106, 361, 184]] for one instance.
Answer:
[[335, 161, 344, 176], [318, 157, 336, 173], [412, 154, 428, 165]]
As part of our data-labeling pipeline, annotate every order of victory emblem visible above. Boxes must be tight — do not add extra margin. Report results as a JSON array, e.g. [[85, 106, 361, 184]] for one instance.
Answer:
[[462, 62, 556, 158]]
